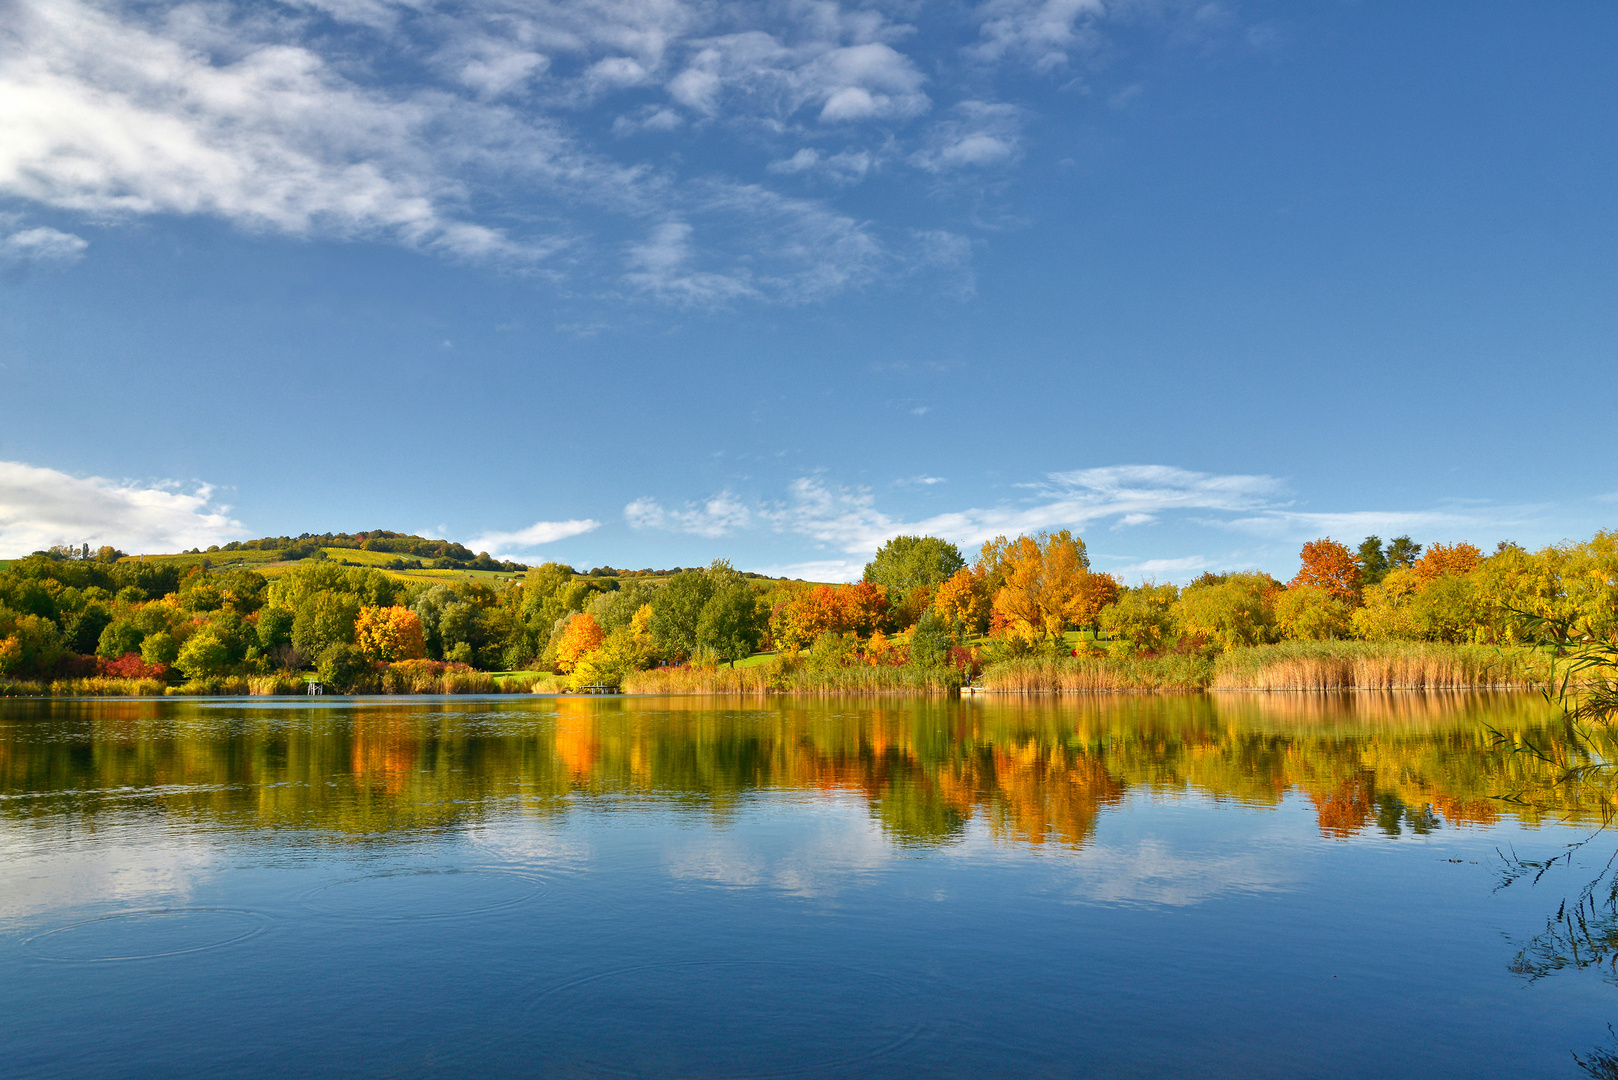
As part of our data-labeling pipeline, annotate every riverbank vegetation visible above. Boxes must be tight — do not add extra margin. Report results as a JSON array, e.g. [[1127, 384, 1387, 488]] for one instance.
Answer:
[[0, 527, 1611, 696]]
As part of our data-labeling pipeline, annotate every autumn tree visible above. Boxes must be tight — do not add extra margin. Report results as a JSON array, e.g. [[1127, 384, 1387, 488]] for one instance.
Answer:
[[555, 613, 606, 672], [1290, 538, 1361, 604], [1172, 572, 1281, 650], [1275, 585, 1352, 641], [1097, 583, 1178, 654], [988, 530, 1100, 644], [933, 567, 992, 635], [1414, 542, 1482, 582], [354, 605, 428, 662]]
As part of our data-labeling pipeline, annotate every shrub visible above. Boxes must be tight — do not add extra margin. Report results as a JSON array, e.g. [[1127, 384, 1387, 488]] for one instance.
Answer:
[[316, 643, 372, 693]]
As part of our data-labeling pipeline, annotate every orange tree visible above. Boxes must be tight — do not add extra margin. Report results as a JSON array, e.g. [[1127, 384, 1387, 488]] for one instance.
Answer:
[[1289, 538, 1361, 604], [1415, 542, 1483, 583], [555, 613, 606, 672]]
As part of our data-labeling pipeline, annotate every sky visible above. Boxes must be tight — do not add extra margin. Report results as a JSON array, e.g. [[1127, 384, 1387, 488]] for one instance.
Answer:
[[1, 0, 1615, 581]]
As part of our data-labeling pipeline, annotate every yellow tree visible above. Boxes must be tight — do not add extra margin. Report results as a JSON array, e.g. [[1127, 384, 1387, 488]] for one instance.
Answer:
[[354, 605, 427, 662], [933, 567, 991, 634], [989, 530, 1096, 643]]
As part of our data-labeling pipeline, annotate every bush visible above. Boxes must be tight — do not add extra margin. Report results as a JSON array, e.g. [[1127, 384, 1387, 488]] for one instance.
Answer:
[[316, 643, 373, 693]]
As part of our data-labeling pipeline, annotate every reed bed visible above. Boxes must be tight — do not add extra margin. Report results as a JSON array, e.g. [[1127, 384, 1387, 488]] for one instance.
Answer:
[[0, 679, 45, 697], [167, 677, 251, 696], [247, 674, 307, 695], [623, 659, 960, 695], [43, 677, 169, 696], [977, 653, 1215, 694], [1209, 642, 1547, 691]]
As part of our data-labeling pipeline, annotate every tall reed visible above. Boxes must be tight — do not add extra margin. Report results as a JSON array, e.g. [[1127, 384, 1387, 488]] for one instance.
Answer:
[[622, 658, 960, 695], [1209, 641, 1546, 691], [977, 653, 1214, 693], [44, 677, 168, 697], [247, 674, 306, 695]]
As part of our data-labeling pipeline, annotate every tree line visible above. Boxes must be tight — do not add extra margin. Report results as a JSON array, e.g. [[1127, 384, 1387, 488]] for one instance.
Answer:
[[0, 528, 1613, 692]]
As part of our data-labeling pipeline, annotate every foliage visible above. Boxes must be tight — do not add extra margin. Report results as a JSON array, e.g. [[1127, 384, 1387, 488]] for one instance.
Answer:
[[933, 566, 992, 635], [1415, 541, 1482, 582], [1097, 583, 1178, 653], [1274, 584, 1353, 641], [986, 530, 1114, 644], [862, 535, 966, 593], [315, 643, 372, 693], [555, 614, 606, 673], [1290, 538, 1361, 603], [354, 605, 428, 662], [0, 607, 66, 679], [1172, 572, 1279, 650], [175, 626, 233, 680]]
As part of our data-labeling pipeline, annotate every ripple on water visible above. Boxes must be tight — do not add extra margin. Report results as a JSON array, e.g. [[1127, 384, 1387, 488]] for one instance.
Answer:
[[23, 908, 272, 963], [523, 959, 928, 1079], [301, 867, 547, 921]]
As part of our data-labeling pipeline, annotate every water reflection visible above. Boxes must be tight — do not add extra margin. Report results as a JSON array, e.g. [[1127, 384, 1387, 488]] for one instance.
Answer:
[[0, 691, 1594, 849]]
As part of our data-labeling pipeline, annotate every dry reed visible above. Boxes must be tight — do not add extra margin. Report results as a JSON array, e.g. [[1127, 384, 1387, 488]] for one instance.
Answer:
[[1209, 642, 1547, 691], [43, 677, 168, 697], [977, 653, 1214, 694]]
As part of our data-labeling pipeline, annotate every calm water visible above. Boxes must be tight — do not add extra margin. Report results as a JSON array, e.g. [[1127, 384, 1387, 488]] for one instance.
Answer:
[[2, 692, 1616, 1078]]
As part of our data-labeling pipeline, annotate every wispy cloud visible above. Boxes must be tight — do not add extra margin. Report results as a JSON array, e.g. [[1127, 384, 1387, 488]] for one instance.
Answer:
[[0, 0, 1235, 304], [464, 518, 600, 558], [0, 220, 87, 264], [0, 460, 243, 557], [625, 492, 751, 538], [634, 464, 1541, 582]]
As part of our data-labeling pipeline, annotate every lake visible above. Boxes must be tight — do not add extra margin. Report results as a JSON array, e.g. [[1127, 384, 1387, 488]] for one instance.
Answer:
[[2, 692, 1615, 1078]]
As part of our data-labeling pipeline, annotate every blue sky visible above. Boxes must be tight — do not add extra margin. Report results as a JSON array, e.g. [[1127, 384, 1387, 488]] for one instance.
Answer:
[[2, 0, 1615, 581]]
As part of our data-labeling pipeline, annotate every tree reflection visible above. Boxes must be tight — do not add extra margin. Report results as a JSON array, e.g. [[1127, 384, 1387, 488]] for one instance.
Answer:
[[0, 691, 1584, 850]]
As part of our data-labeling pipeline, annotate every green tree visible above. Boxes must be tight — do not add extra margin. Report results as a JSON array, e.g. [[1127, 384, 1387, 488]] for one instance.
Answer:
[[650, 565, 720, 657], [257, 606, 295, 649], [1172, 572, 1279, 650], [863, 536, 966, 592], [97, 618, 144, 659], [1386, 535, 1422, 571], [0, 607, 66, 678], [1274, 585, 1352, 641], [176, 627, 232, 679], [909, 609, 952, 668], [138, 630, 177, 666], [1357, 536, 1390, 587], [1097, 583, 1179, 653], [695, 578, 765, 666], [291, 592, 360, 657], [315, 642, 369, 692]]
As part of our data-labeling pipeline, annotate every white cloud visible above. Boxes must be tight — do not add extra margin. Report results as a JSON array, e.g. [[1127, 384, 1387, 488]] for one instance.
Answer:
[[465, 518, 600, 557], [766, 147, 876, 184], [0, 0, 1201, 304], [762, 465, 1284, 560], [970, 0, 1106, 70], [0, 460, 244, 557], [911, 101, 1022, 172], [625, 491, 751, 538], [0, 223, 88, 264]]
